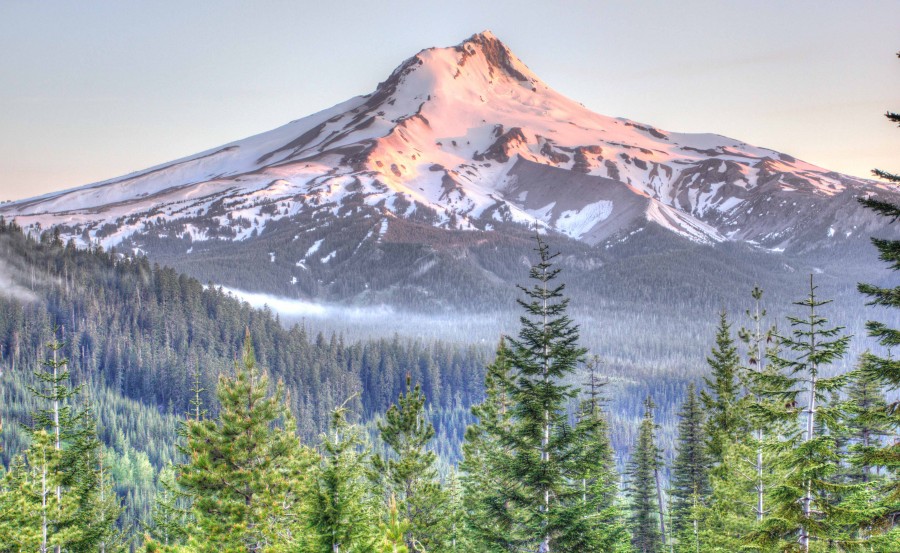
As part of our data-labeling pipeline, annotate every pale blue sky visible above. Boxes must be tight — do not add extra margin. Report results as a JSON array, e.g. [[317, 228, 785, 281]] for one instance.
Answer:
[[1, 1, 898, 201]]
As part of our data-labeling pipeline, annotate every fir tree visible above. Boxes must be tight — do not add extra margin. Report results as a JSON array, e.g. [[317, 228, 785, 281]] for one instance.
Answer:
[[443, 470, 472, 553], [846, 361, 892, 484], [737, 286, 778, 524], [7, 328, 124, 553], [670, 383, 710, 552], [145, 465, 191, 546], [701, 311, 742, 466], [179, 330, 314, 552], [373, 375, 446, 551], [494, 235, 600, 552], [749, 275, 852, 552], [856, 51, 900, 533], [460, 338, 518, 552], [309, 400, 377, 553], [570, 356, 631, 552], [628, 396, 664, 553]]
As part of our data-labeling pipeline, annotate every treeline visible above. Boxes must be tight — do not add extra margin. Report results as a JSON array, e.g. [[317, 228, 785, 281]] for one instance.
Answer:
[[3, 216, 900, 551], [0, 218, 487, 539], [0, 218, 487, 438]]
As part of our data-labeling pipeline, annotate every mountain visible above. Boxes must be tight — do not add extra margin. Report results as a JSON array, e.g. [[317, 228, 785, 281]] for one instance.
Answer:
[[1, 31, 896, 314]]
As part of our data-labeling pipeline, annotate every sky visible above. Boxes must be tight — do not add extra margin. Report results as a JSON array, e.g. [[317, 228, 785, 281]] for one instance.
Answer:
[[0, 1, 898, 202]]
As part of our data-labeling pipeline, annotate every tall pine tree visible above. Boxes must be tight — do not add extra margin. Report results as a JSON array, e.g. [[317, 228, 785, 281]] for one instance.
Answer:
[[373, 375, 447, 551], [669, 383, 710, 553], [309, 400, 377, 553], [749, 276, 851, 552], [494, 235, 607, 552], [701, 311, 742, 467], [460, 339, 519, 552], [856, 49, 900, 535], [4, 328, 123, 552], [628, 396, 664, 553], [179, 331, 315, 552]]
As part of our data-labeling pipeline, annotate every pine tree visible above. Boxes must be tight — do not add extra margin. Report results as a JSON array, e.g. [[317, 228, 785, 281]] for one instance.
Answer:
[[749, 275, 852, 552], [443, 470, 472, 553], [145, 465, 191, 546], [145, 370, 204, 550], [376, 495, 409, 553], [460, 339, 519, 552], [570, 356, 631, 553], [846, 361, 892, 484], [737, 286, 778, 524], [493, 235, 600, 552], [670, 383, 710, 553], [701, 288, 785, 551], [856, 51, 900, 533], [839, 359, 900, 548], [373, 375, 447, 551], [701, 311, 742, 466], [0, 438, 49, 551], [179, 330, 314, 552], [309, 400, 377, 553], [628, 396, 664, 553], [6, 328, 124, 553]]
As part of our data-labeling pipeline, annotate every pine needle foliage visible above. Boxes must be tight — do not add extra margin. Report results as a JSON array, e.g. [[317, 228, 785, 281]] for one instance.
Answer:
[[627, 396, 664, 553], [748, 276, 852, 552]]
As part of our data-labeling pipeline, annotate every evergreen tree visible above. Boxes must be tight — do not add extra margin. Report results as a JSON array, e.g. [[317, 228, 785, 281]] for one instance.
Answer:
[[443, 470, 472, 553], [736, 286, 778, 525], [670, 383, 710, 552], [570, 356, 631, 553], [493, 235, 605, 552], [376, 495, 409, 553], [701, 311, 742, 466], [145, 465, 191, 546], [701, 288, 786, 551], [846, 361, 892, 484], [3, 329, 124, 553], [749, 276, 852, 552], [460, 339, 518, 552], [309, 401, 377, 553], [373, 375, 446, 551], [856, 51, 900, 535], [178, 331, 314, 552], [628, 396, 664, 553]]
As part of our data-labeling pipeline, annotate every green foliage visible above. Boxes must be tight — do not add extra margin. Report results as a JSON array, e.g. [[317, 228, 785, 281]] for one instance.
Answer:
[[309, 402, 377, 553], [627, 397, 664, 553], [0, 333, 123, 552], [855, 53, 900, 540], [700, 311, 742, 466], [459, 339, 518, 552], [669, 383, 710, 552], [748, 276, 853, 551], [373, 375, 447, 551], [178, 332, 315, 552], [493, 235, 608, 551]]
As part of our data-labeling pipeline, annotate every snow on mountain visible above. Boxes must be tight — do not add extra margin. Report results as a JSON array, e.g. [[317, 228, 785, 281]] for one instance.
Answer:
[[2, 30, 893, 253]]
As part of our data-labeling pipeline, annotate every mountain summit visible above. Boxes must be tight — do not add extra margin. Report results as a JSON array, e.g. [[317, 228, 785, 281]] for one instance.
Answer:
[[2, 32, 895, 305]]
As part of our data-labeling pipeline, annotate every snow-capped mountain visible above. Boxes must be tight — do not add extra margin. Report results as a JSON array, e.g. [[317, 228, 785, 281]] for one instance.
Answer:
[[2, 31, 895, 309]]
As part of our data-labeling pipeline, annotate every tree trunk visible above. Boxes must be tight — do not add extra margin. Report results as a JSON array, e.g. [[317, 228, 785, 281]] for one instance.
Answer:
[[655, 467, 667, 547]]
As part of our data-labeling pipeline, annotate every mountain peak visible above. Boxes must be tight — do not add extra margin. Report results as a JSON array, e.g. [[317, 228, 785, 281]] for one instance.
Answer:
[[2, 31, 890, 256], [453, 30, 539, 85]]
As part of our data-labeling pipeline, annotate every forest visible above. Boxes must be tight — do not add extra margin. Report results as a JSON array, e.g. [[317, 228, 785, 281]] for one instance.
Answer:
[[1, 84, 900, 553]]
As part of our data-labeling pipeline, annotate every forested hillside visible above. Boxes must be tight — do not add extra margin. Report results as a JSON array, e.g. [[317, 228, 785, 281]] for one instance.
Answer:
[[0, 218, 486, 535], [2, 195, 899, 551]]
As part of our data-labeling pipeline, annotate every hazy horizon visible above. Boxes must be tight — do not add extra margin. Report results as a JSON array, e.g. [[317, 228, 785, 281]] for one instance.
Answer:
[[1, 1, 898, 202]]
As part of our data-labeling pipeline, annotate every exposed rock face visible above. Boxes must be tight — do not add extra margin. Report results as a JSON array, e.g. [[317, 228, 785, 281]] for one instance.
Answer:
[[474, 127, 527, 163]]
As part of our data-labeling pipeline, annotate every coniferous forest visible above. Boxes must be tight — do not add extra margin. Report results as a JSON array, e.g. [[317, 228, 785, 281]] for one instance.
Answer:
[[2, 59, 900, 553]]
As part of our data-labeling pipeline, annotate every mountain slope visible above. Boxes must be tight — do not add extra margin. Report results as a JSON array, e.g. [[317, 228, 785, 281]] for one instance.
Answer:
[[1, 31, 896, 308]]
